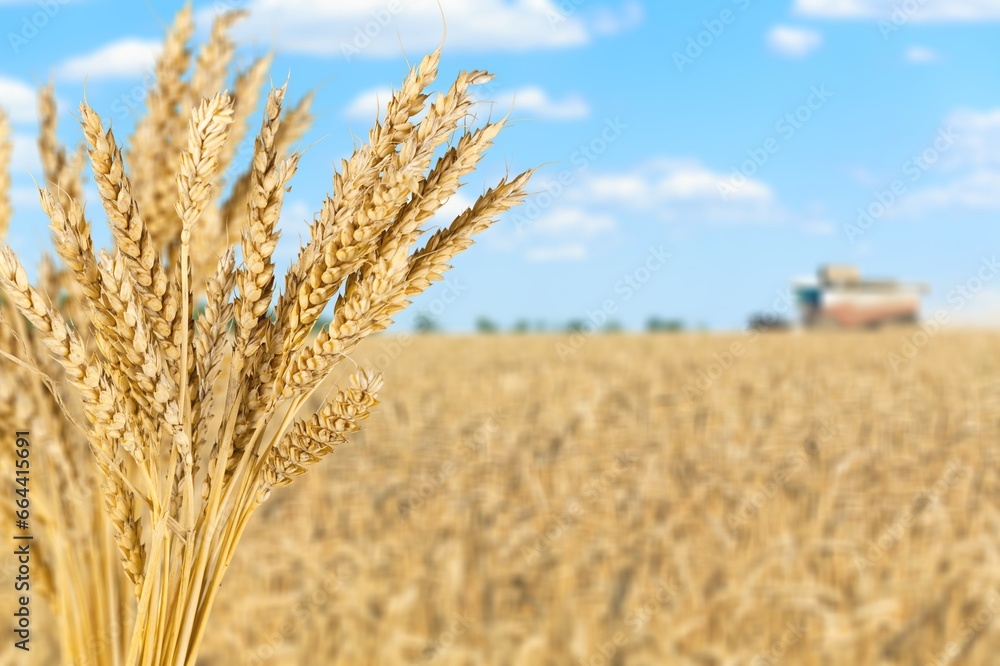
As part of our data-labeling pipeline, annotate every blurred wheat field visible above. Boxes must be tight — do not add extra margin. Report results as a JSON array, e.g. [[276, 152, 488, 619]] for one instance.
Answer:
[[16, 330, 1000, 665]]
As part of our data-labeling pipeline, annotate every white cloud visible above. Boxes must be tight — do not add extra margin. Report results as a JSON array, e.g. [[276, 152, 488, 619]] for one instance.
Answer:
[[936, 287, 1000, 327], [431, 192, 474, 226], [902, 171, 1000, 211], [5, 186, 44, 228], [56, 39, 161, 81], [10, 187, 38, 206], [279, 200, 314, 226], [795, 0, 1000, 20], [0, 76, 37, 124], [220, 0, 637, 58], [905, 46, 939, 63], [343, 87, 393, 121], [11, 134, 41, 175], [590, 1, 645, 35], [508, 158, 788, 249], [525, 243, 588, 263], [895, 108, 1000, 214], [551, 158, 779, 225], [532, 207, 615, 236], [489, 87, 590, 120], [939, 108, 1000, 169], [576, 158, 776, 218], [499, 157, 786, 260], [347, 84, 589, 125], [767, 26, 823, 58]]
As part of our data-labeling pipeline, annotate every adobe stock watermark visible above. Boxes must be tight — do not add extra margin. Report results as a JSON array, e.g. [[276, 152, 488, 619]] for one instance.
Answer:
[[340, 1, 404, 61], [412, 275, 467, 328], [370, 331, 415, 372], [109, 0, 251, 120], [878, 0, 931, 39], [64, 597, 138, 666], [245, 562, 357, 664], [843, 125, 958, 244], [726, 418, 838, 532], [8, 0, 72, 53], [751, 621, 807, 666], [577, 579, 682, 666], [719, 85, 834, 201], [368, 275, 471, 374], [396, 410, 504, 521], [545, 0, 588, 27], [416, 612, 474, 664], [0, 477, 100, 590], [208, 0, 249, 12], [944, 255, 1000, 311], [109, 65, 159, 121], [853, 459, 967, 572], [521, 451, 637, 565], [512, 117, 628, 235], [929, 590, 1000, 666], [681, 287, 797, 398], [886, 255, 1000, 371], [673, 0, 755, 73], [556, 245, 670, 360]]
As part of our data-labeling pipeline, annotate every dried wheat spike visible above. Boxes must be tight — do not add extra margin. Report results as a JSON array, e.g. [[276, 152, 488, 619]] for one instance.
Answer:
[[258, 369, 383, 502], [0, 249, 146, 590], [0, 247, 90, 384], [38, 84, 84, 209], [388, 121, 508, 246], [282, 171, 533, 397], [80, 104, 177, 353], [269, 50, 443, 362], [132, 3, 195, 249], [194, 248, 236, 479], [171, 92, 236, 503], [230, 56, 448, 460], [42, 190, 101, 302], [220, 54, 274, 179], [220, 86, 310, 252], [98, 253, 181, 430], [103, 459, 146, 594], [405, 171, 535, 297], [173, 91, 236, 348], [190, 10, 245, 103], [189, 55, 274, 286], [0, 248, 125, 454], [0, 14, 537, 658], [175, 92, 236, 237], [234, 85, 299, 358], [274, 90, 314, 159]]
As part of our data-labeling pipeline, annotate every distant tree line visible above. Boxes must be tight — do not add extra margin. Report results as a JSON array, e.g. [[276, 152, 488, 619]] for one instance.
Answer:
[[192, 304, 697, 336], [432, 316, 693, 334]]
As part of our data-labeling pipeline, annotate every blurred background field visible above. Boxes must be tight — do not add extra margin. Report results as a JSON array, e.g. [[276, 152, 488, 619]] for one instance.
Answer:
[[3, 1, 1000, 663], [44, 330, 991, 665]]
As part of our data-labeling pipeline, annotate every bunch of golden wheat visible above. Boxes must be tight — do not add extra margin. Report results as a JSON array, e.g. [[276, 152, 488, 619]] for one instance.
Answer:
[[0, 6, 530, 665]]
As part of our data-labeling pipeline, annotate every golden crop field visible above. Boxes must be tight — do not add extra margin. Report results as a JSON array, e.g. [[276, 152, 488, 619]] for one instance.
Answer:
[[7, 4, 998, 664], [91, 330, 1000, 665]]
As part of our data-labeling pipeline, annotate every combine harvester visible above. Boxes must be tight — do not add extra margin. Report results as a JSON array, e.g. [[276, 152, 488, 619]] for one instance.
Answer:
[[792, 265, 929, 329]]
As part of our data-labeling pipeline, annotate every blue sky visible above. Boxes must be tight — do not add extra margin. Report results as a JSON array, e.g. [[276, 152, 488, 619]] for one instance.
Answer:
[[2, 0, 1000, 331]]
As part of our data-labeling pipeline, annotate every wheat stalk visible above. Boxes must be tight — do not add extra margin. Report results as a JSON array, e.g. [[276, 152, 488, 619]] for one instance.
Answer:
[[38, 83, 85, 210], [0, 7, 532, 664]]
